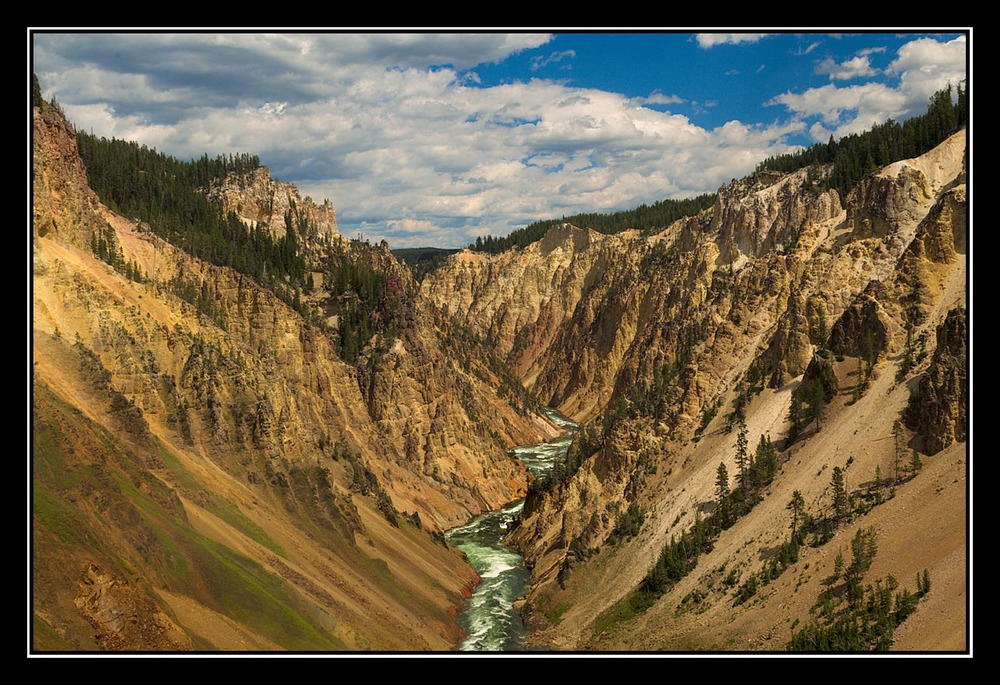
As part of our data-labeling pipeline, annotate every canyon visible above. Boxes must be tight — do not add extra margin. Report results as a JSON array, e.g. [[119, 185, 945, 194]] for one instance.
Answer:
[[31, 91, 968, 653]]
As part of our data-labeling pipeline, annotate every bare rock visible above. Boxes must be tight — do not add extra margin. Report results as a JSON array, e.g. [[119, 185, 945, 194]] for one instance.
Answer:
[[828, 281, 891, 361], [906, 307, 967, 454]]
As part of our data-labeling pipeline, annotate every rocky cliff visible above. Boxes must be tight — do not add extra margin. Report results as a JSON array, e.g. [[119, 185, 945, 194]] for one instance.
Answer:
[[906, 307, 967, 455], [31, 98, 552, 651], [206, 166, 339, 241], [31, 87, 968, 652], [427, 130, 968, 651]]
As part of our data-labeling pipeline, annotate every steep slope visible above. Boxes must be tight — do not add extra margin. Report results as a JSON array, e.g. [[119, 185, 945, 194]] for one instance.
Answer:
[[422, 224, 620, 418], [427, 131, 968, 651], [31, 98, 552, 651], [32, 81, 968, 653]]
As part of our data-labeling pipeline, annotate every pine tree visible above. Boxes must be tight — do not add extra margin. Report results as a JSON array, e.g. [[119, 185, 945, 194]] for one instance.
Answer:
[[864, 329, 878, 377], [715, 462, 730, 523], [956, 81, 968, 126], [787, 490, 805, 541], [755, 434, 778, 483], [788, 391, 804, 442], [735, 414, 749, 492], [32, 73, 44, 108], [811, 378, 826, 431], [893, 420, 906, 485], [849, 526, 879, 581], [815, 302, 828, 351], [831, 466, 848, 521], [853, 357, 864, 403]]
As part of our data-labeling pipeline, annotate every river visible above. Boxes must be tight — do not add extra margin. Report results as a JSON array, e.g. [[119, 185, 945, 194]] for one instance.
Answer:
[[445, 408, 578, 651]]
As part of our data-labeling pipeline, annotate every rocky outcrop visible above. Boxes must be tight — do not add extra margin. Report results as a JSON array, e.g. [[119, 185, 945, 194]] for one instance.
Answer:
[[906, 307, 967, 454], [426, 131, 968, 622], [848, 165, 931, 239], [349, 294, 542, 528], [710, 167, 841, 259], [797, 348, 840, 404], [828, 281, 892, 361], [32, 96, 548, 650], [206, 166, 339, 241], [761, 285, 815, 387], [908, 185, 967, 263], [892, 183, 968, 326], [32, 106, 106, 249], [507, 418, 653, 588], [74, 564, 188, 651], [847, 131, 966, 243], [421, 224, 612, 387]]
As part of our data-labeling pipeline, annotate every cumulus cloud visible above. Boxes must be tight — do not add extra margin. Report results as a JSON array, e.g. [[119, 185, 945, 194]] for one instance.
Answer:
[[696, 33, 768, 48], [887, 35, 967, 102], [300, 71, 800, 245], [768, 35, 966, 141], [40, 32, 942, 249], [815, 54, 879, 80], [808, 121, 832, 142], [768, 82, 906, 128]]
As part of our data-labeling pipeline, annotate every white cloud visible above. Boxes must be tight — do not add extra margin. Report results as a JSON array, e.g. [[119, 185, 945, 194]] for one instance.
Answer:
[[815, 55, 878, 81], [888, 35, 967, 103], [696, 33, 768, 48], [887, 35, 965, 76], [768, 35, 966, 141], [33, 32, 853, 248], [279, 33, 554, 71], [530, 49, 576, 71], [808, 121, 832, 142], [634, 91, 685, 106], [768, 82, 907, 127], [295, 71, 800, 244]]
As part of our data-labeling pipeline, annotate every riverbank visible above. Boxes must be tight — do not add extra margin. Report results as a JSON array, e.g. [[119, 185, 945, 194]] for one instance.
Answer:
[[445, 408, 578, 651]]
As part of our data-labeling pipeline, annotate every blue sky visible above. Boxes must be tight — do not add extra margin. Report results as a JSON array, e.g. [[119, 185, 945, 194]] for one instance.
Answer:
[[31, 30, 968, 248]]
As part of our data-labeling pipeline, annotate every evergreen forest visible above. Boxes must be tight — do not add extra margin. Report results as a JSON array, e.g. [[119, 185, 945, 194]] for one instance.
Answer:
[[75, 132, 308, 290], [472, 82, 967, 255]]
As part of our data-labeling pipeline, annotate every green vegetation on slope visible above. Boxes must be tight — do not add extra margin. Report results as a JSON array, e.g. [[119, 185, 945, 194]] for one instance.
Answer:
[[324, 240, 394, 363], [756, 83, 968, 199], [595, 425, 780, 632], [156, 447, 288, 558], [32, 346, 345, 651], [788, 527, 930, 651], [75, 131, 310, 299], [471, 194, 716, 254], [473, 83, 966, 259]]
